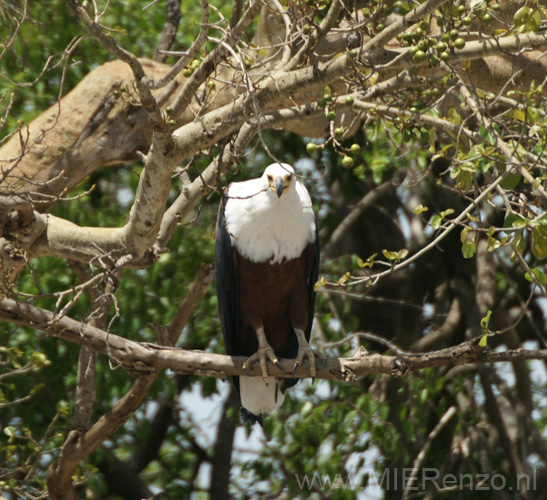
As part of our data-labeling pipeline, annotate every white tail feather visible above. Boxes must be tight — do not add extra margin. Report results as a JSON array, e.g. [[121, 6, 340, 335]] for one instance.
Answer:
[[240, 376, 285, 415]]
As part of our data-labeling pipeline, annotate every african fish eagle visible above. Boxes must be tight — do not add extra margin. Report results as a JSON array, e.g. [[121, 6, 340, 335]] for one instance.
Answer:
[[215, 163, 320, 425]]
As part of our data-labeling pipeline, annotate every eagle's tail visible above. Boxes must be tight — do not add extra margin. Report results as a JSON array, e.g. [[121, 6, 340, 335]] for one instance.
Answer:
[[239, 376, 285, 425], [240, 407, 263, 427]]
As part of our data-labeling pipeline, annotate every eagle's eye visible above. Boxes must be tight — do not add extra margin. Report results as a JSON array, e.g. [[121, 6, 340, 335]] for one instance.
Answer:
[[267, 175, 273, 183], [287, 175, 292, 182]]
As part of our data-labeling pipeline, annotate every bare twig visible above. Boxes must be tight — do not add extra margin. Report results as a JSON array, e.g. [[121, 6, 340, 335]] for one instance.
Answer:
[[169, 0, 263, 118], [402, 406, 458, 499], [67, 0, 166, 132], [153, 0, 182, 63], [147, 0, 209, 87], [286, 0, 342, 71], [165, 263, 214, 344]]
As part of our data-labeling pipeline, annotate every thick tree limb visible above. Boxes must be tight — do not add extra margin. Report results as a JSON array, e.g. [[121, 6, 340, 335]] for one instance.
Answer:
[[120, 131, 176, 258], [154, 122, 256, 250], [209, 388, 238, 500], [8, 103, 323, 270], [1, 297, 545, 382], [2, 28, 545, 205]]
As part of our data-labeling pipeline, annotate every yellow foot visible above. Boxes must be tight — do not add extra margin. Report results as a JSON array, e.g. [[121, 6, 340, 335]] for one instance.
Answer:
[[293, 344, 321, 379], [242, 346, 281, 384]]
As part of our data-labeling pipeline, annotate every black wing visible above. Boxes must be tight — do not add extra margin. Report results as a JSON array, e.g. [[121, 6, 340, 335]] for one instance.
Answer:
[[214, 196, 239, 358], [282, 222, 320, 391], [215, 198, 263, 423], [306, 223, 321, 343]]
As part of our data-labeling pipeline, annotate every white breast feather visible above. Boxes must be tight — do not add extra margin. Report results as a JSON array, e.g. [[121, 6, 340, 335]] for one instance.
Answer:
[[224, 175, 316, 263]]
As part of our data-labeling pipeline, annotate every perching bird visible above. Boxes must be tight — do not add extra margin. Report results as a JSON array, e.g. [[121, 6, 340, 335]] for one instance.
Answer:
[[215, 163, 320, 425]]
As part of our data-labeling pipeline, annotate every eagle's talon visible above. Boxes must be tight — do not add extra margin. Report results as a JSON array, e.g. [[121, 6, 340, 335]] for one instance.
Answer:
[[295, 344, 319, 378], [292, 360, 299, 378], [243, 345, 279, 381]]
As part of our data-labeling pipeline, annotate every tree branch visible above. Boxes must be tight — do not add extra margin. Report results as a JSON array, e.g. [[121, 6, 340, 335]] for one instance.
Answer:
[[47, 374, 156, 500], [2, 297, 547, 382], [153, 0, 182, 63], [169, 0, 264, 118], [286, 0, 342, 71], [147, 0, 209, 88], [361, 0, 449, 53], [67, 0, 166, 132], [165, 263, 214, 345]]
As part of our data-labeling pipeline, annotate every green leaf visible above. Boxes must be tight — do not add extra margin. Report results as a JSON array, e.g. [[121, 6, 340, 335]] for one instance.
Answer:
[[454, 170, 474, 190], [478, 124, 495, 144], [504, 213, 526, 228], [487, 236, 501, 252], [516, 8, 541, 33], [440, 208, 455, 218], [462, 241, 476, 259], [428, 128, 436, 153], [514, 6, 531, 26], [500, 172, 522, 190], [449, 108, 463, 126], [532, 225, 547, 259], [337, 272, 350, 285], [412, 204, 428, 215], [525, 267, 547, 285], [480, 310, 492, 331], [113, 25, 128, 35], [397, 249, 409, 260], [3, 426, 15, 437], [431, 215, 442, 230], [314, 276, 327, 292], [528, 106, 540, 120], [511, 232, 525, 262], [479, 310, 492, 345], [382, 249, 408, 262], [360, 253, 377, 268], [382, 249, 398, 261], [301, 401, 314, 416], [30, 352, 51, 368], [511, 109, 526, 122]]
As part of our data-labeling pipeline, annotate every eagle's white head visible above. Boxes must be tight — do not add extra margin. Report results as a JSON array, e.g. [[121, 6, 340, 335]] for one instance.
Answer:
[[225, 162, 315, 263], [262, 163, 296, 198]]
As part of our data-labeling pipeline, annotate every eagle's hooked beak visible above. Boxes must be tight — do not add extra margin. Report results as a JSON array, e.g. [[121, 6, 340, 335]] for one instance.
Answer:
[[275, 177, 284, 198]]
